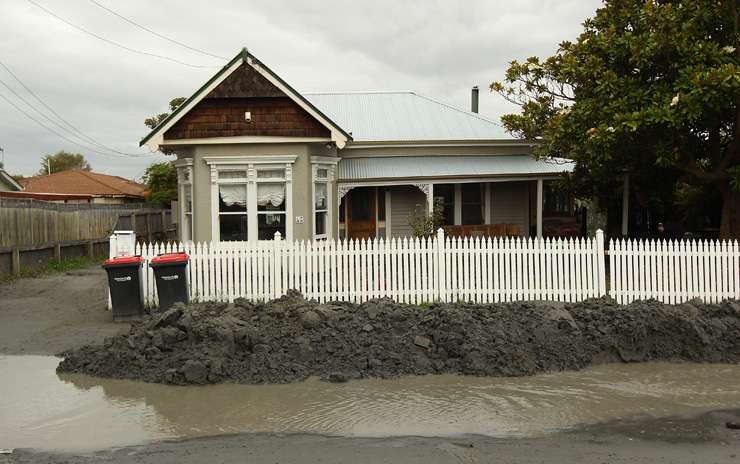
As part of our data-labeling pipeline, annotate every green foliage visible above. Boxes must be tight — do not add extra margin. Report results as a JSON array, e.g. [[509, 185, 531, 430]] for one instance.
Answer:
[[144, 97, 186, 156], [38, 151, 91, 175], [492, 0, 740, 236], [1, 255, 105, 282], [408, 200, 446, 238], [144, 97, 186, 130], [142, 161, 177, 206]]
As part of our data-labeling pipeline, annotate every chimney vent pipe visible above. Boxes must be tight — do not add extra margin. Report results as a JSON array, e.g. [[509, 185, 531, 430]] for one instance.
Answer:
[[471, 86, 479, 113]]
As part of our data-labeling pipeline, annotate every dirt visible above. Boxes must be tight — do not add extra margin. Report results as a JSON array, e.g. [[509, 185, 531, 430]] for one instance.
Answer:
[[57, 290, 740, 385], [0, 267, 127, 355], [7, 409, 740, 464]]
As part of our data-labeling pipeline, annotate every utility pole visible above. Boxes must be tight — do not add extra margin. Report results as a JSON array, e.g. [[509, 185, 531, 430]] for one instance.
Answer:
[[0, 147, 4, 168], [46, 158, 52, 175]]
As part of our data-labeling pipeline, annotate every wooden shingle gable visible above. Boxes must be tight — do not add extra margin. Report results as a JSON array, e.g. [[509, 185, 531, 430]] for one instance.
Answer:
[[140, 49, 350, 149], [164, 64, 330, 140]]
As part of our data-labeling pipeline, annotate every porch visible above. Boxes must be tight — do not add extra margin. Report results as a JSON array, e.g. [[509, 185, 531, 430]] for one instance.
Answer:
[[336, 155, 580, 240]]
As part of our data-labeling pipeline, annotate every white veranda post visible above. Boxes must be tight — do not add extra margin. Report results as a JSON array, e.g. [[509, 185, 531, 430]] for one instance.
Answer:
[[536, 178, 544, 238]]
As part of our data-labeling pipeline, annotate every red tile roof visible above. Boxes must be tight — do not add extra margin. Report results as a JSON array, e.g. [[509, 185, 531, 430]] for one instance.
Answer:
[[18, 170, 146, 198]]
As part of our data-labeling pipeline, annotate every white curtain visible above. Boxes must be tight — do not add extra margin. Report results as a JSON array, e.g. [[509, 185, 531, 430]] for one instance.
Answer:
[[314, 183, 327, 209], [257, 183, 285, 208], [219, 184, 247, 207]]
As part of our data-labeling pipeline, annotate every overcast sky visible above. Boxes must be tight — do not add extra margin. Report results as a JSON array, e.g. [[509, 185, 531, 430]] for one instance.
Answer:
[[0, 0, 601, 180]]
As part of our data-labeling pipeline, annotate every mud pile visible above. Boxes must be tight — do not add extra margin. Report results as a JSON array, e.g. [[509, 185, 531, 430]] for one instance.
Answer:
[[57, 292, 740, 385]]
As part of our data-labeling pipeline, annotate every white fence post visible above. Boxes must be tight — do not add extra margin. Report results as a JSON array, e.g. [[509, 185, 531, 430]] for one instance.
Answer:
[[436, 228, 445, 302], [595, 229, 606, 297], [273, 232, 281, 300]]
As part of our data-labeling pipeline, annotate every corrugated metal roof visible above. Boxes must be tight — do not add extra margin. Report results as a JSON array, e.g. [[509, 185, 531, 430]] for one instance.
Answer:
[[337, 155, 574, 181], [305, 91, 508, 142]]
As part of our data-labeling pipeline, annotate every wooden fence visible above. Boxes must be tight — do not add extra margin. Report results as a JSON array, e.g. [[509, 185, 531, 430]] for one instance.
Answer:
[[132, 229, 607, 307], [0, 197, 173, 248], [609, 238, 740, 304]]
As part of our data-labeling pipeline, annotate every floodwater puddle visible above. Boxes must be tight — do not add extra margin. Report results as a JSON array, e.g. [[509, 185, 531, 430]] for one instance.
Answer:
[[2, 355, 740, 451]]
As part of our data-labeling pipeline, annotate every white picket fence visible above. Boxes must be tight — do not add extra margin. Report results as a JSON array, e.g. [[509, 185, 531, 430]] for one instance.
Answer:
[[609, 238, 740, 304], [128, 229, 607, 307], [116, 230, 740, 308]]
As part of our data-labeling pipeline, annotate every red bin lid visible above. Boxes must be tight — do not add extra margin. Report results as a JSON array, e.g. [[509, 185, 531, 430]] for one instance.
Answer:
[[102, 256, 143, 266], [150, 252, 189, 264]]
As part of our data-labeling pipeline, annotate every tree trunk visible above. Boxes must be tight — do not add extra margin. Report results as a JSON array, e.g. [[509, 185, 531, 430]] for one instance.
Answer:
[[720, 187, 740, 239]]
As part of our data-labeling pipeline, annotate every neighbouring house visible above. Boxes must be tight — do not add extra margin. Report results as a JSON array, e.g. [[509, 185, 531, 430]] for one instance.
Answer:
[[0, 168, 23, 192], [15, 170, 147, 204], [141, 48, 578, 243]]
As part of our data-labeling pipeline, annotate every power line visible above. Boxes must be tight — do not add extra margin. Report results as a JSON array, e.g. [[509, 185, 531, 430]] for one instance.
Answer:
[[0, 91, 149, 160], [26, 0, 221, 69], [0, 59, 152, 157], [0, 76, 150, 158], [88, 0, 228, 61]]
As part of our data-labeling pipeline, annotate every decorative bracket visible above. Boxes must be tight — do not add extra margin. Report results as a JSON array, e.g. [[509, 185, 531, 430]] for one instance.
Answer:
[[337, 184, 357, 204], [413, 183, 430, 196]]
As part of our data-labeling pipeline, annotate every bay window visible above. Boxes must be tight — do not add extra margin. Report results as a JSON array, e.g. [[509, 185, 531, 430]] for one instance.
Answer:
[[205, 156, 295, 242]]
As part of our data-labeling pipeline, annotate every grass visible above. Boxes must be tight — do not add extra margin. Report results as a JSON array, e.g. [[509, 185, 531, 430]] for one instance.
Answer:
[[1, 255, 107, 283]]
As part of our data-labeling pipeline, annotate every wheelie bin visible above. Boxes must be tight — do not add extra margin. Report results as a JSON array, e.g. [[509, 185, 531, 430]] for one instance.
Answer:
[[149, 252, 189, 310], [102, 255, 145, 319]]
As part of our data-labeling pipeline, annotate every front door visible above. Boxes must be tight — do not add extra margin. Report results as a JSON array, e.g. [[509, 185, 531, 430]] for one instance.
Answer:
[[347, 187, 376, 240]]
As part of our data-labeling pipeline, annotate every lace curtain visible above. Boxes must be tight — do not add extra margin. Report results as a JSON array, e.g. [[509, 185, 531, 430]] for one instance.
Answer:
[[257, 183, 285, 207], [219, 184, 247, 207]]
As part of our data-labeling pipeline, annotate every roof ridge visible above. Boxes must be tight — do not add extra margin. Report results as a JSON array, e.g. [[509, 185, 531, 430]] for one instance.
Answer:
[[412, 92, 503, 127], [77, 170, 130, 194]]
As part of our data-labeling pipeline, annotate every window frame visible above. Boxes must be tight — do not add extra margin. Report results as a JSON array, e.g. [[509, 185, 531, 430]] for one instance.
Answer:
[[176, 161, 194, 242], [311, 160, 336, 240], [313, 169, 329, 240], [217, 172, 249, 242], [255, 168, 288, 240], [204, 155, 296, 242]]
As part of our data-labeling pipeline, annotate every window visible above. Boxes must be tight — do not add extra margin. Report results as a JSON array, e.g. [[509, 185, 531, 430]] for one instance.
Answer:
[[433, 184, 455, 225], [183, 184, 193, 240], [219, 182, 248, 241], [313, 165, 331, 239], [461, 183, 484, 225], [178, 164, 194, 241], [257, 181, 286, 239], [206, 156, 296, 242], [544, 184, 572, 215], [215, 167, 288, 241], [314, 182, 328, 238]]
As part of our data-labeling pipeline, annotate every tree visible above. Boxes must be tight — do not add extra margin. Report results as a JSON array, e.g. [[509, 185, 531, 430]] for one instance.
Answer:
[[38, 151, 91, 175], [144, 96, 186, 130], [145, 97, 186, 156], [492, 0, 740, 238], [142, 161, 177, 206]]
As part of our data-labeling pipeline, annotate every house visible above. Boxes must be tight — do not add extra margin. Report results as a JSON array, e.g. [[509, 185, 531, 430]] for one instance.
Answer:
[[0, 168, 23, 192], [16, 170, 147, 204], [141, 48, 576, 243]]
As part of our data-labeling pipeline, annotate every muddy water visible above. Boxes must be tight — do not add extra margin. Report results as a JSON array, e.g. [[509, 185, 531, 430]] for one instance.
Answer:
[[3, 356, 740, 451]]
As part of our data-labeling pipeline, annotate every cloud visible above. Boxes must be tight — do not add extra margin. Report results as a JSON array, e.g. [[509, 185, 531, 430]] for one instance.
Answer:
[[0, 0, 600, 178]]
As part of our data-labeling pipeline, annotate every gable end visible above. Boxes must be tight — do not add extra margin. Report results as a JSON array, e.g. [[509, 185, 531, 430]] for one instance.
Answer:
[[163, 64, 330, 141]]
